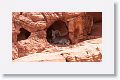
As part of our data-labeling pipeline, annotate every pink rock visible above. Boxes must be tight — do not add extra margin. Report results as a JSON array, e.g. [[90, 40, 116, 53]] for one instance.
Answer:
[[12, 12, 102, 61]]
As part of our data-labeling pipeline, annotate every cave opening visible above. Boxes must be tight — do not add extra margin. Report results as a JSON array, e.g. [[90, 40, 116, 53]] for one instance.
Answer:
[[46, 20, 70, 46], [17, 28, 31, 41]]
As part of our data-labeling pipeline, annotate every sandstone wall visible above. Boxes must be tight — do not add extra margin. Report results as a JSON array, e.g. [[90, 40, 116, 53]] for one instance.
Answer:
[[12, 12, 100, 60]]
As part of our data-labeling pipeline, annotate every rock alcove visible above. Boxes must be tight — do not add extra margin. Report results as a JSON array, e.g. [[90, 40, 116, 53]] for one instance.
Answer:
[[17, 28, 31, 41], [46, 20, 70, 46], [12, 12, 102, 61]]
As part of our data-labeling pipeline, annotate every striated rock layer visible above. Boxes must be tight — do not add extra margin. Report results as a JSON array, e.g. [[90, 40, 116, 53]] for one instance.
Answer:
[[12, 12, 102, 61]]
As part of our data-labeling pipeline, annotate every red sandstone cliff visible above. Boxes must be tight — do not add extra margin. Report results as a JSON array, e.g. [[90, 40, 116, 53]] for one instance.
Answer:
[[12, 12, 102, 62]]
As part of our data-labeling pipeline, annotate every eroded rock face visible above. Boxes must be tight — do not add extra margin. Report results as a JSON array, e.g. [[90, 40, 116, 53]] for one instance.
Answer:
[[12, 12, 102, 61], [13, 38, 102, 62]]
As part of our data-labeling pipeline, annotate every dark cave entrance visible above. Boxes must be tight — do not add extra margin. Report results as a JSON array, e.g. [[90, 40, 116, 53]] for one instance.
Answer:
[[46, 20, 70, 46], [17, 28, 31, 41]]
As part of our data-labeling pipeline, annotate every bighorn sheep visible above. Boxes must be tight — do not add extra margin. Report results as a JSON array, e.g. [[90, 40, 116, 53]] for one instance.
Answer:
[[51, 30, 70, 45]]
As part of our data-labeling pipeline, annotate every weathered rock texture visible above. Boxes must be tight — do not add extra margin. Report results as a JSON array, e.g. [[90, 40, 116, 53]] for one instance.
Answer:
[[12, 12, 102, 62], [13, 38, 102, 62]]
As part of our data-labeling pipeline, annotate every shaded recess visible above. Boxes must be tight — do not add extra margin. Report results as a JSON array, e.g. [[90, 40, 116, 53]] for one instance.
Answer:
[[89, 12, 102, 37], [17, 28, 31, 41], [87, 12, 102, 23], [46, 20, 70, 45]]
